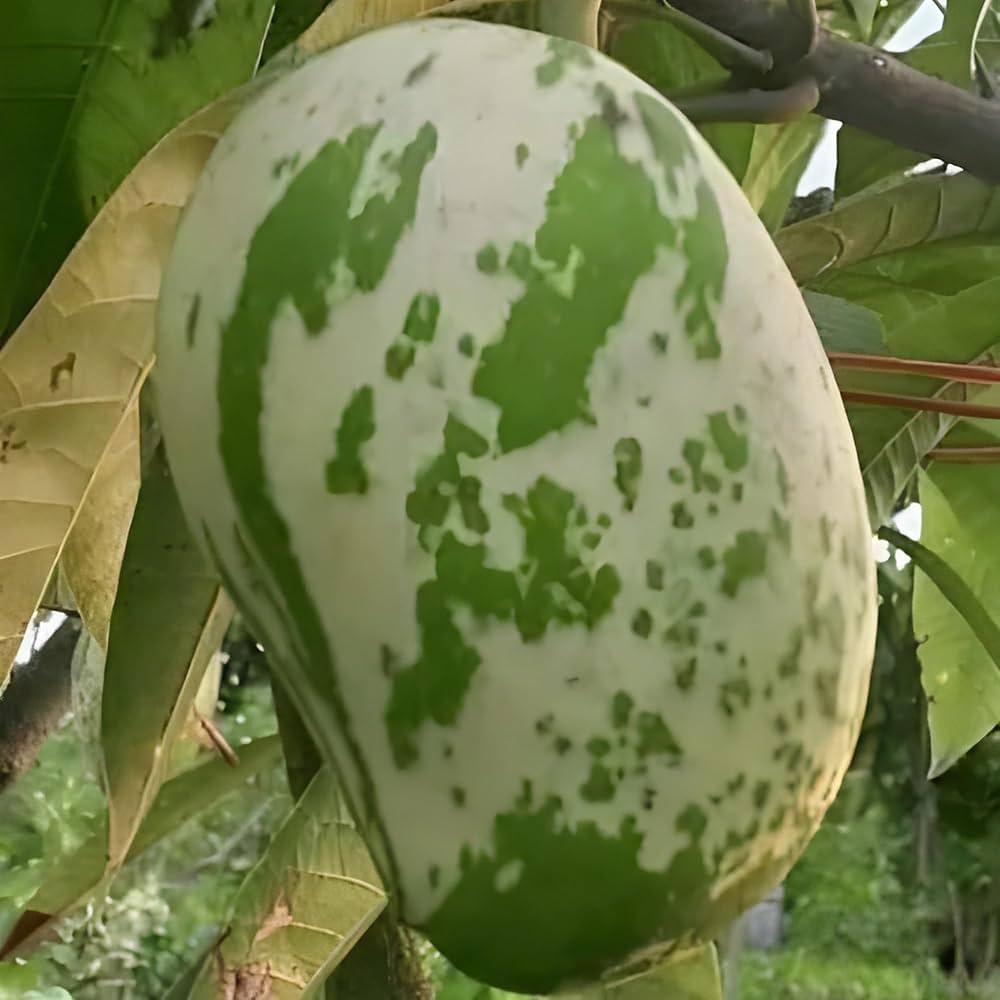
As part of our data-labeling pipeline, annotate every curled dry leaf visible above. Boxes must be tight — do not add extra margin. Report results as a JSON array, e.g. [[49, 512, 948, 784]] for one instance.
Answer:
[[294, 0, 502, 53], [0, 0, 473, 694], [0, 93, 244, 690]]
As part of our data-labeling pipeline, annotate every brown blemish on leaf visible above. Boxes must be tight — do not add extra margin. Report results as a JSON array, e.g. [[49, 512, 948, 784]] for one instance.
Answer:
[[49, 352, 76, 391], [253, 896, 293, 944], [0, 422, 26, 464], [223, 961, 274, 1000]]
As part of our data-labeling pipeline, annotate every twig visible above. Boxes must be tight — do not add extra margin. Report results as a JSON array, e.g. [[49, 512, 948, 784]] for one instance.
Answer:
[[605, 0, 773, 73], [667, 0, 1000, 182], [829, 353, 1000, 385], [927, 447, 1000, 464], [674, 74, 818, 123], [840, 390, 1000, 420], [195, 709, 240, 768]]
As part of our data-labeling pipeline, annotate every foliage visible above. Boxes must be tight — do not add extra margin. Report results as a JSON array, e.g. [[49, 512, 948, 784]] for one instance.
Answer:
[[740, 951, 953, 1000], [5, 0, 1000, 997], [0, 674, 287, 999]]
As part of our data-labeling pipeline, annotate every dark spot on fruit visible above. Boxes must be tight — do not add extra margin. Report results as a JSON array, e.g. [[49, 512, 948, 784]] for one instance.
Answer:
[[477, 243, 501, 274], [672, 502, 694, 529], [405, 53, 436, 86], [611, 690, 634, 728], [380, 644, 398, 677], [675, 658, 697, 691], [632, 608, 653, 638], [185, 296, 200, 348]]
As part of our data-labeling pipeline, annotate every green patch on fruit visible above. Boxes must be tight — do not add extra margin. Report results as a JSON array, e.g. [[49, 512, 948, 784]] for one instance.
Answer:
[[721, 531, 768, 597], [473, 102, 722, 452], [403, 292, 441, 342], [326, 384, 376, 495], [423, 796, 711, 995], [708, 411, 749, 471], [536, 34, 594, 87], [215, 117, 439, 866], [390, 469, 622, 766], [613, 437, 643, 511], [476, 244, 501, 274], [636, 92, 726, 361], [636, 711, 682, 760]]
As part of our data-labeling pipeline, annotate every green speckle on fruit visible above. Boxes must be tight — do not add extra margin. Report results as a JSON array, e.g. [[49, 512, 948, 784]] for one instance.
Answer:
[[631, 608, 653, 638], [403, 292, 441, 343], [326, 384, 376, 495], [477, 243, 501, 274], [721, 531, 768, 597], [636, 711, 682, 760], [581, 763, 617, 801], [613, 437, 643, 511], [708, 412, 749, 471], [536, 34, 594, 88], [611, 690, 634, 728]]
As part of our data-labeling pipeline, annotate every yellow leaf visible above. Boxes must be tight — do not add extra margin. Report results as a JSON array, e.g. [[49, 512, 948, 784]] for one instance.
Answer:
[[61, 403, 141, 649], [0, 93, 245, 690], [295, 0, 499, 52], [0, 0, 500, 690]]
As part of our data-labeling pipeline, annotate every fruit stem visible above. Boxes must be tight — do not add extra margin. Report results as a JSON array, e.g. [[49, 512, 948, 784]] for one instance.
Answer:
[[829, 352, 1000, 385], [603, 0, 773, 73], [536, 0, 602, 47], [840, 389, 1000, 421]]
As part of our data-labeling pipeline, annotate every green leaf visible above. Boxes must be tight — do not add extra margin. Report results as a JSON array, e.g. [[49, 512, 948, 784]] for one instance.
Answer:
[[569, 945, 722, 999], [803, 290, 888, 356], [100, 447, 234, 869], [800, 288, 958, 527], [855, 396, 960, 529], [776, 171, 1000, 290], [938, 0, 991, 83], [834, 127, 927, 201], [742, 118, 826, 232], [885, 500, 1000, 778], [187, 767, 386, 1000], [848, 0, 880, 38], [849, 278, 1000, 523], [0, 0, 275, 345], [265, 0, 341, 61], [1, 734, 281, 958], [272, 674, 324, 800], [872, 0, 926, 45]]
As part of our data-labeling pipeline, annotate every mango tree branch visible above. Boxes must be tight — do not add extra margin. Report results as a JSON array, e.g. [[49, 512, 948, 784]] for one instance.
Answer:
[[665, 0, 1000, 183], [0, 618, 81, 795]]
